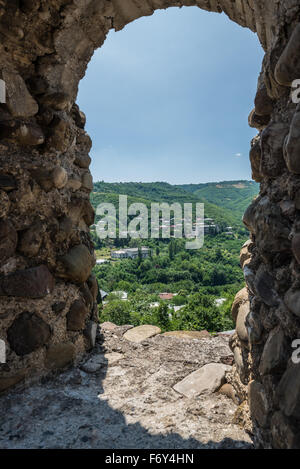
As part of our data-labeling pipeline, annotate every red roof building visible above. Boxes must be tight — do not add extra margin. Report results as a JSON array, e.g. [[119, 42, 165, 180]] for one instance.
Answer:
[[159, 293, 174, 300]]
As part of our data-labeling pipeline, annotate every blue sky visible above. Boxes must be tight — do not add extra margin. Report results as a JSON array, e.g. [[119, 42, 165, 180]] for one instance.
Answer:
[[77, 6, 264, 184]]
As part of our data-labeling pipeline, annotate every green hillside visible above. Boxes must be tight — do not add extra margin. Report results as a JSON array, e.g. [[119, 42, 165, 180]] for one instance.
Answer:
[[90, 180, 260, 333], [177, 180, 259, 222], [91, 181, 257, 229]]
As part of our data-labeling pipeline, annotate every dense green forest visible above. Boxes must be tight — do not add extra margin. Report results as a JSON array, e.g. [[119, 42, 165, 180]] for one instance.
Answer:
[[90, 180, 259, 333]]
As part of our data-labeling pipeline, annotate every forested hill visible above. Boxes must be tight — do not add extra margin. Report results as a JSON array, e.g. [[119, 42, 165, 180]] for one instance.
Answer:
[[91, 180, 259, 228], [177, 180, 259, 221]]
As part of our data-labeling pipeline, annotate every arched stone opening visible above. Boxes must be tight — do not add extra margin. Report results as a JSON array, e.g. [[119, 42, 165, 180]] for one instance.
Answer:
[[0, 0, 300, 449]]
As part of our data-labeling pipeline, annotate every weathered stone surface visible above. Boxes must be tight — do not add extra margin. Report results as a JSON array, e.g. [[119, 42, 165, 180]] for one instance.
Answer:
[[80, 283, 93, 308], [82, 199, 95, 226], [0, 265, 54, 298], [254, 81, 273, 116], [72, 104, 86, 129], [51, 302, 66, 314], [259, 327, 286, 375], [60, 244, 94, 283], [14, 123, 44, 146], [76, 131, 92, 152], [248, 108, 270, 131], [56, 216, 73, 242], [292, 233, 300, 264], [295, 190, 300, 210], [84, 321, 98, 349], [277, 365, 300, 419], [100, 321, 118, 331], [66, 177, 81, 191], [87, 274, 99, 301], [2, 70, 38, 117], [232, 287, 249, 322], [30, 167, 54, 192], [236, 302, 250, 342], [249, 136, 263, 182], [81, 171, 93, 191], [0, 326, 252, 449], [246, 310, 263, 345], [74, 153, 91, 169], [47, 117, 71, 152], [67, 299, 88, 331], [0, 190, 10, 218], [0, 220, 17, 263], [124, 325, 161, 343], [0, 174, 16, 191], [240, 243, 251, 268], [173, 363, 231, 398], [254, 268, 279, 307], [243, 266, 256, 295], [80, 355, 106, 373], [284, 288, 300, 318], [234, 347, 246, 380], [242, 198, 257, 234], [31, 165, 69, 191], [7, 312, 51, 356], [18, 221, 43, 257], [162, 330, 210, 340], [45, 343, 75, 369], [52, 166, 68, 189], [248, 380, 269, 428], [275, 24, 300, 87], [40, 92, 71, 111], [284, 106, 300, 174], [0, 371, 26, 393], [260, 122, 289, 177], [218, 383, 239, 405], [280, 199, 295, 218], [271, 411, 300, 449], [81, 352, 124, 373]]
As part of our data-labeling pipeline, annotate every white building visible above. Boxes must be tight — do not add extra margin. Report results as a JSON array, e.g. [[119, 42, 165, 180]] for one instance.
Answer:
[[111, 291, 128, 300], [111, 247, 150, 259], [96, 259, 110, 264]]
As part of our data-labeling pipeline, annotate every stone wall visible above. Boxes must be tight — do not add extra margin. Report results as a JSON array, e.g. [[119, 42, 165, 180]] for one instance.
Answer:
[[1, 0, 300, 449]]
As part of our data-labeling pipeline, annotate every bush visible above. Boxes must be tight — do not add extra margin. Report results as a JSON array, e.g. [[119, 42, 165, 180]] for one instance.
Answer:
[[100, 300, 131, 325]]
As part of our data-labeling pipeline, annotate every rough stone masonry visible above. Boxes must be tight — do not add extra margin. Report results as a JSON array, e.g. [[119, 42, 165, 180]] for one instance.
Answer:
[[0, 0, 300, 449]]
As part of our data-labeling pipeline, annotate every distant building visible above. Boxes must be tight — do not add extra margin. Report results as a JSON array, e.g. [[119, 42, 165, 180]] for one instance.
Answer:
[[149, 302, 160, 308], [111, 247, 150, 259], [215, 298, 227, 307], [159, 293, 174, 301], [224, 231, 235, 237], [173, 305, 185, 313], [96, 259, 109, 264], [111, 291, 128, 300]]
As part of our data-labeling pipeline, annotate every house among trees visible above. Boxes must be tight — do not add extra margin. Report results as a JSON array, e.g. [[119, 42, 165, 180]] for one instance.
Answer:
[[111, 247, 150, 259], [159, 293, 174, 300], [111, 291, 128, 300]]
